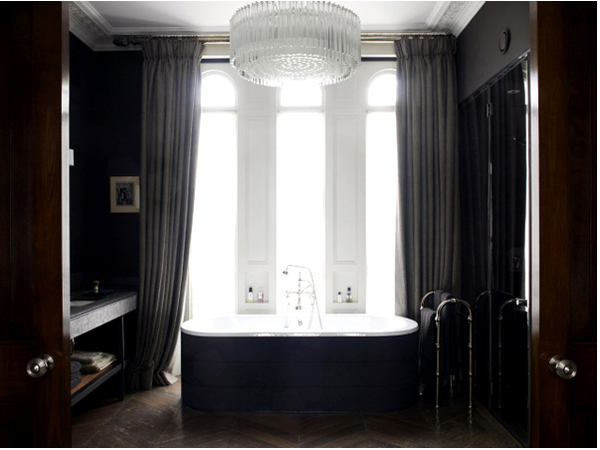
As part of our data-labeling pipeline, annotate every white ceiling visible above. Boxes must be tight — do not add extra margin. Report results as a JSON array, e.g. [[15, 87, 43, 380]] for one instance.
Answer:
[[70, 1, 485, 51]]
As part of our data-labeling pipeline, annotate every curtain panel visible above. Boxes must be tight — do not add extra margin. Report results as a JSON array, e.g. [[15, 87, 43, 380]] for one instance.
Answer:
[[394, 36, 461, 320], [127, 39, 204, 390]]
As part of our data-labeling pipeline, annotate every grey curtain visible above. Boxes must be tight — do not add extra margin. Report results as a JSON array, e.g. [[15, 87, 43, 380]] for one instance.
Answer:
[[127, 39, 203, 390], [394, 36, 461, 320]]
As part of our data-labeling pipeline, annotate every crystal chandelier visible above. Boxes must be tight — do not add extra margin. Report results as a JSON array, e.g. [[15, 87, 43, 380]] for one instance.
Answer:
[[230, 1, 361, 87]]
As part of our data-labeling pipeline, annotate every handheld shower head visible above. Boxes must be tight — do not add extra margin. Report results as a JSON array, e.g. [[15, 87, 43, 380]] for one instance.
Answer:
[[282, 270, 288, 275]]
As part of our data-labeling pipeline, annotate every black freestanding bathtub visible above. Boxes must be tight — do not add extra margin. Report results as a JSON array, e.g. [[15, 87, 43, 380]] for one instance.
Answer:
[[181, 314, 419, 412]]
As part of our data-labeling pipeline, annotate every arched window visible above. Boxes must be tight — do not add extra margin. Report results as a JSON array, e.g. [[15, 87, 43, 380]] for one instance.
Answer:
[[190, 71, 238, 318], [365, 70, 398, 317], [367, 72, 396, 108], [201, 72, 236, 109]]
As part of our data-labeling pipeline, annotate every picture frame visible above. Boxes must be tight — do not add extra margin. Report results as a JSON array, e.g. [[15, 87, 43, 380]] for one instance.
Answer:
[[110, 176, 140, 213]]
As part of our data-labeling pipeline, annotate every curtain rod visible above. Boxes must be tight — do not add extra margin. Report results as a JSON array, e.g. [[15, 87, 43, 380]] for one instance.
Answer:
[[112, 32, 451, 48]]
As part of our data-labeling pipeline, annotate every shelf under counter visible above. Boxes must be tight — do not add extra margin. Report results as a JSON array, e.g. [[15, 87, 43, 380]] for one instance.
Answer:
[[70, 290, 137, 407]]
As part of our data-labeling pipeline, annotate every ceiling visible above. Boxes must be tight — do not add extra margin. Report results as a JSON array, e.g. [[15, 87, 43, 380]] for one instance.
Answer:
[[70, 1, 485, 51]]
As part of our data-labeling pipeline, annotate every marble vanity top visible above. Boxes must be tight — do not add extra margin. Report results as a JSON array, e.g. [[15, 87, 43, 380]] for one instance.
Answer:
[[70, 289, 137, 338]]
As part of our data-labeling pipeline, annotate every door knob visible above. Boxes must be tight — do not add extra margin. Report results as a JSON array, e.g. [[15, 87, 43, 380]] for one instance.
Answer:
[[549, 355, 577, 380], [26, 354, 54, 378]]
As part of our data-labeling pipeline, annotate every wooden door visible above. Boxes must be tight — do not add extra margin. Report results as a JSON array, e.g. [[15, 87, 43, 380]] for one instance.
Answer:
[[0, 2, 71, 447], [530, 2, 596, 447]]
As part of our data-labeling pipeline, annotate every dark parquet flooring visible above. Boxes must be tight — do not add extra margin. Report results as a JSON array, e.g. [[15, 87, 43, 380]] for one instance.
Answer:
[[72, 380, 521, 448]]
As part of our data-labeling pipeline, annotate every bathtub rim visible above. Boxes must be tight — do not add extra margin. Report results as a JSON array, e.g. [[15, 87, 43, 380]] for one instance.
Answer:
[[181, 313, 419, 338]]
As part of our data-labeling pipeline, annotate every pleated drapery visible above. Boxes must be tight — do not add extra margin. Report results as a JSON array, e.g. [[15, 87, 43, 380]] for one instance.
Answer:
[[394, 36, 461, 320], [127, 39, 204, 390]]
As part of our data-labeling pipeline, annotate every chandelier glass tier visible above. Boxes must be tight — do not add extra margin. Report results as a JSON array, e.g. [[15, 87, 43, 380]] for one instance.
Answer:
[[230, 1, 361, 87]]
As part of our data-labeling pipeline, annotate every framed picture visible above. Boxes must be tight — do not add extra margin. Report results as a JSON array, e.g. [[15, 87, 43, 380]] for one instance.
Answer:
[[110, 176, 140, 213]]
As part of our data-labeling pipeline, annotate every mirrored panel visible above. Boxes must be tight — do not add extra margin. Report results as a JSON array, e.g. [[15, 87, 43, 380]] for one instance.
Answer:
[[488, 58, 529, 441], [459, 55, 530, 445]]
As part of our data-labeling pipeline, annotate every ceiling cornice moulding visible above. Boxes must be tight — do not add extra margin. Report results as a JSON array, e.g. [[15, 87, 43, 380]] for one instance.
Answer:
[[69, 1, 485, 52], [426, 1, 484, 36], [69, 2, 129, 51]]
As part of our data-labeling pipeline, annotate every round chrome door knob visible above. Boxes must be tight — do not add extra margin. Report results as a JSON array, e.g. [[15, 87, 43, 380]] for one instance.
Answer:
[[549, 355, 577, 380], [26, 354, 54, 378]]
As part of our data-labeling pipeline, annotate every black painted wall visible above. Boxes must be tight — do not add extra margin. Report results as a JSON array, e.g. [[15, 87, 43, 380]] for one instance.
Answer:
[[69, 34, 143, 282], [456, 1, 530, 102]]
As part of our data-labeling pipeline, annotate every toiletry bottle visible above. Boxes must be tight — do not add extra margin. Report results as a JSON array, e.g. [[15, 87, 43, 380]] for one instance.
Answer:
[[347, 287, 352, 303], [337, 292, 342, 303], [257, 291, 264, 303], [248, 287, 253, 303]]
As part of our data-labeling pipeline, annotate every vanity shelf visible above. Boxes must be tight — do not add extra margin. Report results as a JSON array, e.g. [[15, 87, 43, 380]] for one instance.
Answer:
[[332, 301, 361, 314], [70, 290, 137, 407]]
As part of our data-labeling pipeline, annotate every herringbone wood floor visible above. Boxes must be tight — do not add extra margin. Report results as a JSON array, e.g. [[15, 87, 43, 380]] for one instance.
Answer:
[[72, 380, 521, 448]]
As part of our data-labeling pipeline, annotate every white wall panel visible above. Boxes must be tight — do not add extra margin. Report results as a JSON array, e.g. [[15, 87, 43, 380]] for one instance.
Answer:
[[332, 73, 359, 104], [242, 76, 273, 107], [237, 77, 276, 315], [325, 87, 365, 314], [244, 117, 269, 263], [333, 116, 358, 263]]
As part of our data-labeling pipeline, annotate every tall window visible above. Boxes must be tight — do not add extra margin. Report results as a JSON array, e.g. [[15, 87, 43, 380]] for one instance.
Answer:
[[365, 72, 398, 316], [191, 62, 398, 318], [276, 85, 326, 316], [190, 72, 237, 318]]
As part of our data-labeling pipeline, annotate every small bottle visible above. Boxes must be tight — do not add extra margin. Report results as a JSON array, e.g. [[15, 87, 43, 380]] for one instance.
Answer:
[[346, 287, 352, 303], [337, 292, 342, 303], [247, 287, 253, 303], [257, 291, 264, 303]]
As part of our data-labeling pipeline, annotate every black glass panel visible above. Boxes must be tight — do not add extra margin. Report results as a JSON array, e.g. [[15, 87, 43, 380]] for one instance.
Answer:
[[458, 58, 529, 445], [488, 60, 529, 443]]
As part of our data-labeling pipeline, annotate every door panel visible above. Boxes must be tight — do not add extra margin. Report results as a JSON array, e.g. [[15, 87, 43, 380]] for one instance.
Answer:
[[530, 2, 596, 447], [0, 2, 71, 447], [568, 342, 597, 446]]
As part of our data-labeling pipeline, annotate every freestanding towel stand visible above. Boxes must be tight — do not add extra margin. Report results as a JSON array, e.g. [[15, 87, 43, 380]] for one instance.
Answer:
[[420, 291, 473, 410]]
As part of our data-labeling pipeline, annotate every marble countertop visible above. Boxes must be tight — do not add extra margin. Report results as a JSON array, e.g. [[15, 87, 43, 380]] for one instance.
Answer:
[[70, 289, 137, 338]]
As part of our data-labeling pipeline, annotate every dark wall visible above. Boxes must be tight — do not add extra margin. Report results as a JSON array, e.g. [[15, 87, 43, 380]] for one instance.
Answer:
[[455, 3, 531, 444], [456, 1, 530, 102], [69, 34, 142, 281]]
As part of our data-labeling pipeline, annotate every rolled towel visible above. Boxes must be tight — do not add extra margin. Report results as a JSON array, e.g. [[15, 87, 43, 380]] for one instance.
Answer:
[[71, 375, 82, 390], [418, 306, 437, 400], [71, 361, 82, 374], [80, 353, 117, 374], [71, 350, 105, 364]]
